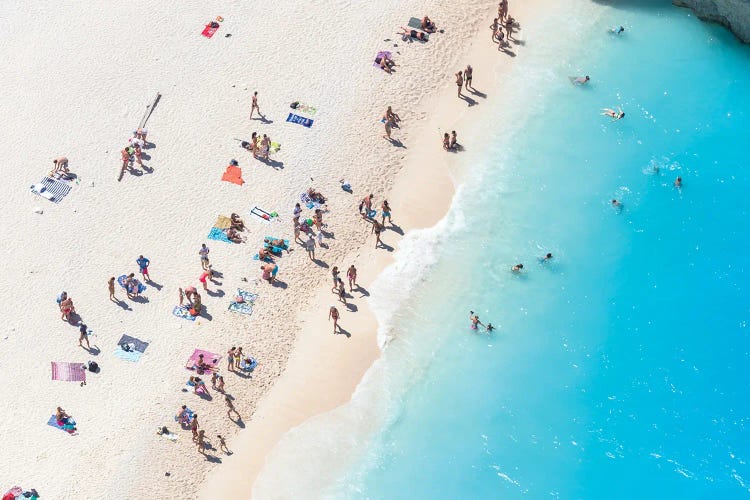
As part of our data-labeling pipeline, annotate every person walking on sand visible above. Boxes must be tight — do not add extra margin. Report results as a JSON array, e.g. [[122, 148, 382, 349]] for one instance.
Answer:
[[250, 91, 262, 119], [78, 323, 90, 349], [136, 255, 151, 282], [360, 194, 374, 219], [191, 414, 200, 442], [199, 268, 212, 291], [383, 120, 392, 141], [226, 395, 241, 420], [337, 278, 347, 304], [227, 347, 236, 372], [347, 265, 358, 291], [305, 234, 316, 260], [331, 266, 340, 293], [217, 435, 230, 454], [381, 200, 392, 225], [196, 430, 206, 454], [372, 221, 384, 248], [455, 70, 464, 97], [385, 106, 400, 125], [199, 244, 210, 270], [108, 277, 116, 301], [119, 148, 131, 178], [464, 65, 473, 90], [329, 305, 340, 334]]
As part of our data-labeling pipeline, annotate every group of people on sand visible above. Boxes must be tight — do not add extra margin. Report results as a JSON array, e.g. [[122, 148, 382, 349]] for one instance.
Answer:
[[442, 130, 459, 151], [382, 105, 401, 141], [455, 65, 474, 98], [491, 0, 516, 47], [56, 291, 76, 322], [241, 131, 273, 160], [119, 128, 148, 179]]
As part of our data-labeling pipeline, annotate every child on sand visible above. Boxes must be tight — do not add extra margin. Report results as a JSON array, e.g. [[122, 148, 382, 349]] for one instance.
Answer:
[[225, 396, 241, 420], [108, 277, 116, 301], [217, 435, 230, 454]]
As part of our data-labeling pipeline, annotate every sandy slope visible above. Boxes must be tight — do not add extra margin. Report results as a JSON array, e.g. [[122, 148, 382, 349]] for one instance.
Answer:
[[0, 0, 499, 497]]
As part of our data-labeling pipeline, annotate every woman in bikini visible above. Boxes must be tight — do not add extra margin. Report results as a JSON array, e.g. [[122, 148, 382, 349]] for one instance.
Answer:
[[442, 132, 451, 150], [455, 71, 464, 97], [398, 27, 427, 41], [60, 297, 75, 322]]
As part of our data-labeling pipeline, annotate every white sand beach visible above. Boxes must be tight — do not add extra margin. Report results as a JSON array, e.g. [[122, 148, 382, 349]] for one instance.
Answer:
[[1, 0, 546, 497]]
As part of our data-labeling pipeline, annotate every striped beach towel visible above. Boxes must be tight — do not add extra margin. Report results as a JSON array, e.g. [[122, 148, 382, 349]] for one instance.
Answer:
[[30, 177, 72, 203], [51, 362, 86, 382]]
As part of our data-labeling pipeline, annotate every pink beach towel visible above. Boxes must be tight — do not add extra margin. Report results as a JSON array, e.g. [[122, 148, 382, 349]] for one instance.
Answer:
[[51, 362, 86, 382], [185, 349, 221, 372]]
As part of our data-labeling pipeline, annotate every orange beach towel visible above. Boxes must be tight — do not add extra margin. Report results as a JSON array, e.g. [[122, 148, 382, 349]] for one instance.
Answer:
[[221, 165, 244, 185]]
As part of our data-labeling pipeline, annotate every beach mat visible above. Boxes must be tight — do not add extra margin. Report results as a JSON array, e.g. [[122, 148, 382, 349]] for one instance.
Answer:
[[207, 226, 232, 243], [201, 23, 219, 38], [51, 362, 86, 382], [291, 102, 317, 116], [116, 334, 149, 354], [249, 206, 275, 224], [30, 176, 72, 203], [221, 165, 244, 185], [117, 274, 146, 294], [407, 17, 422, 29], [172, 305, 197, 321], [286, 113, 314, 128], [185, 349, 221, 372], [228, 288, 258, 315], [47, 415, 76, 433], [214, 215, 232, 230]]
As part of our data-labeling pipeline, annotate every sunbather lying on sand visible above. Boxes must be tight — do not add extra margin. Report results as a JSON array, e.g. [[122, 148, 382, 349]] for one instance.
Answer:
[[230, 213, 245, 231], [264, 238, 287, 249], [306, 187, 326, 204], [398, 27, 428, 41], [226, 227, 244, 243], [375, 53, 397, 73]]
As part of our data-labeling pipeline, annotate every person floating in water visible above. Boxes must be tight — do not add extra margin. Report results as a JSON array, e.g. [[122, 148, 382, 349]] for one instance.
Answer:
[[611, 199, 623, 209], [610, 26, 625, 34], [573, 75, 590, 85], [485, 323, 495, 332], [469, 311, 485, 330], [602, 107, 625, 120], [674, 176, 682, 188], [542, 252, 553, 261], [511, 263, 524, 273]]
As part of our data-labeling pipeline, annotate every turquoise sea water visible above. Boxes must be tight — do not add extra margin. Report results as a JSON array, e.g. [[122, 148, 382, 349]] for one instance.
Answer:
[[255, 2, 750, 498]]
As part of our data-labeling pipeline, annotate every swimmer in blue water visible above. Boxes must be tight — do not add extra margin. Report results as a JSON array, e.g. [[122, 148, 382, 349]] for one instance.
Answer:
[[674, 176, 682, 188], [542, 252, 553, 262], [511, 263, 524, 273], [610, 26, 625, 34], [602, 107, 625, 120], [469, 311, 485, 330], [485, 323, 495, 332]]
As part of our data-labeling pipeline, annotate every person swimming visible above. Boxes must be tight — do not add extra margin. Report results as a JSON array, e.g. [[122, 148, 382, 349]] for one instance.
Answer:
[[610, 25, 625, 34], [573, 75, 590, 85], [674, 176, 682, 188], [602, 107, 625, 120], [485, 323, 495, 332], [542, 253, 553, 261], [511, 263, 524, 273]]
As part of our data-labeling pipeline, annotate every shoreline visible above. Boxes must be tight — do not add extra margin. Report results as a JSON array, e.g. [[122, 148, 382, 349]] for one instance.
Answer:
[[200, 0, 558, 496]]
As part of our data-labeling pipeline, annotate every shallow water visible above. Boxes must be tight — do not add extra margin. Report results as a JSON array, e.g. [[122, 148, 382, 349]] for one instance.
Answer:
[[254, 2, 750, 498]]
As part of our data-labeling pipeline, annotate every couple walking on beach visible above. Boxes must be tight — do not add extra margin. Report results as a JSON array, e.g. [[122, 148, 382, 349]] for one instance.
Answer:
[[455, 65, 474, 97]]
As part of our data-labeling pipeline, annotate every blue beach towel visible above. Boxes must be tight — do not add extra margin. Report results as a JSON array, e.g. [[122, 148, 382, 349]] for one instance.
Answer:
[[264, 236, 289, 254], [407, 17, 422, 29], [47, 415, 76, 432], [172, 305, 197, 321], [117, 275, 147, 294], [113, 348, 143, 362], [252, 253, 274, 262], [207, 226, 232, 243], [229, 289, 257, 315], [286, 113, 314, 128]]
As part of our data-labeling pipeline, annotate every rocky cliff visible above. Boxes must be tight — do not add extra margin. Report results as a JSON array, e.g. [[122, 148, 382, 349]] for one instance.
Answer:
[[673, 0, 750, 43]]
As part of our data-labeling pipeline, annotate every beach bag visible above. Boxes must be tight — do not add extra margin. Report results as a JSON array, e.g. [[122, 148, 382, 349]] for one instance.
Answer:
[[88, 360, 99, 372]]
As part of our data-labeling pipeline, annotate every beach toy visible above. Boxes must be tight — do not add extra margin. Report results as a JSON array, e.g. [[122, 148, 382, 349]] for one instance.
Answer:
[[270, 212, 278, 218], [217, 16, 224, 22], [306, 218, 313, 226], [262, 214, 270, 220]]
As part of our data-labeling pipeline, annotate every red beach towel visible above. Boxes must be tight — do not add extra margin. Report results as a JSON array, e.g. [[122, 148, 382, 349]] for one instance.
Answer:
[[51, 362, 86, 382], [201, 23, 219, 38]]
